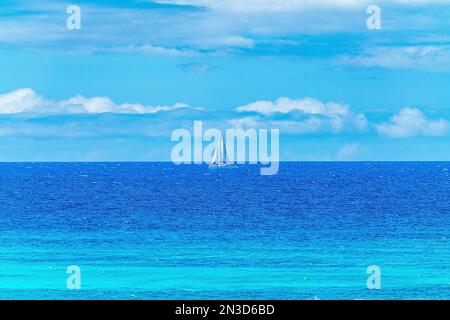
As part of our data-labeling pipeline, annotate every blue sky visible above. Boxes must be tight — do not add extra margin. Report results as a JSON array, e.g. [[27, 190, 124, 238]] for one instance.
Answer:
[[1, 0, 450, 161]]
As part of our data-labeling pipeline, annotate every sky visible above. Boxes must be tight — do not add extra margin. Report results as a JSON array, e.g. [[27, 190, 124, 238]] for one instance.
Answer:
[[1, 0, 450, 161]]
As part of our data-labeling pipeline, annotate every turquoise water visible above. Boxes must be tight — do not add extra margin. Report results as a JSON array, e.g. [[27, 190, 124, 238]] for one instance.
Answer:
[[0, 162, 449, 299]]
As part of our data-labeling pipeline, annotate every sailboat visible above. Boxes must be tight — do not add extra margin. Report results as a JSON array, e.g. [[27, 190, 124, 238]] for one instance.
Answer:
[[209, 136, 233, 167]]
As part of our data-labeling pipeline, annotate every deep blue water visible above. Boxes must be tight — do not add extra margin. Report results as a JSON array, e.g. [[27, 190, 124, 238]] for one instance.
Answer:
[[0, 162, 449, 299]]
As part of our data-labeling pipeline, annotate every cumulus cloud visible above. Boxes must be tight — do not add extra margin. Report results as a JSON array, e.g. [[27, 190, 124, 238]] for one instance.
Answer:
[[237, 97, 349, 116], [3, 89, 450, 142], [0, 88, 191, 115], [0, 88, 50, 114], [376, 108, 449, 138], [235, 97, 368, 134]]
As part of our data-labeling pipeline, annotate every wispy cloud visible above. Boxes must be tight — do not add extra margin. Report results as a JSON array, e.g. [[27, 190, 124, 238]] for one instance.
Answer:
[[109, 44, 199, 57], [179, 62, 211, 73], [335, 143, 364, 160], [0, 88, 191, 114], [154, 0, 450, 12], [189, 36, 255, 49], [2, 0, 449, 60], [340, 45, 450, 70]]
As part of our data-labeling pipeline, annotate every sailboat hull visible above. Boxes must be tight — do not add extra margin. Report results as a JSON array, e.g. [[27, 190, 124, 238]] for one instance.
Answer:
[[209, 163, 234, 168], [209, 163, 234, 169]]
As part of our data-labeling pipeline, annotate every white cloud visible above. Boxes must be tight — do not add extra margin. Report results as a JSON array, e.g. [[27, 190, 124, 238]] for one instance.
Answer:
[[376, 108, 449, 138], [62, 95, 189, 114], [4, 89, 450, 142], [0, 88, 49, 114], [237, 97, 348, 116], [0, 88, 191, 115], [232, 100, 450, 140], [235, 97, 368, 134]]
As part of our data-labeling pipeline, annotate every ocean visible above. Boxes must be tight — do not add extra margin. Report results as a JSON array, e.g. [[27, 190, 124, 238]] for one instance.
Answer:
[[0, 162, 449, 299]]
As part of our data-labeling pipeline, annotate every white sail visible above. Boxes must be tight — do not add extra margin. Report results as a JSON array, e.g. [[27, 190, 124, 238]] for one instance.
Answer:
[[210, 137, 228, 165]]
